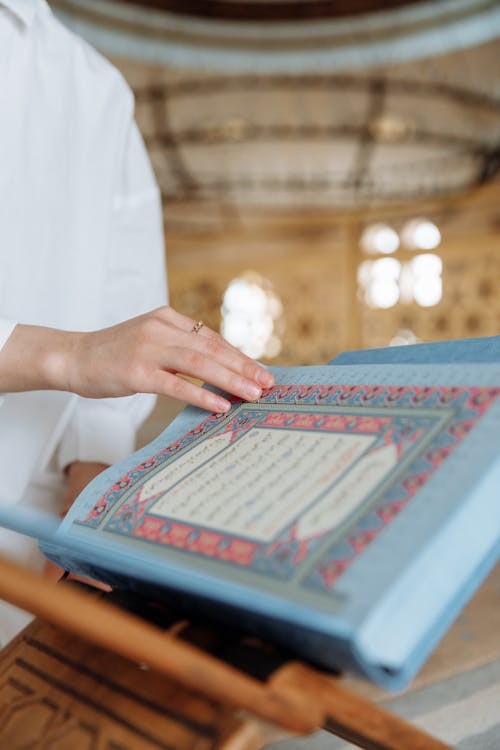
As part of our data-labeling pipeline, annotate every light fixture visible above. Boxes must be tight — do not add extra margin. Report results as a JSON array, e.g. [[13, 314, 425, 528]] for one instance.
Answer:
[[360, 224, 400, 255], [411, 254, 443, 307], [358, 253, 443, 309], [221, 273, 283, 359], [361, 258, 401, 309], [368, 115, 411, 144], [389, 329, 420, 346], [401, 218, 441, 251]]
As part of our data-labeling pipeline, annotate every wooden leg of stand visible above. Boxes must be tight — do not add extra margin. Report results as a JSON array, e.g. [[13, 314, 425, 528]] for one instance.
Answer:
[[0, 556, 319, 734], [323, 709, 450, 750], [0, 619, 264, 750], [270, 664, 453, 750]]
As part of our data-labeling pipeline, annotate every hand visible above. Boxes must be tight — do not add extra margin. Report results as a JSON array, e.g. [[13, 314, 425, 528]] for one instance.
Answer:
[[0, 307, 275, 413]]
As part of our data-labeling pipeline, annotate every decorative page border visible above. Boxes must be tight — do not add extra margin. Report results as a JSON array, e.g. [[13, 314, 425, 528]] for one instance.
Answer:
[[102, 408, 437, 577], [304, 386, 500, 592], [79, 384, 499, 587]]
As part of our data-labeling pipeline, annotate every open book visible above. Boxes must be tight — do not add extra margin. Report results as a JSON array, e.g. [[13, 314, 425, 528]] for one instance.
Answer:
[[2, 342, 500, 690]]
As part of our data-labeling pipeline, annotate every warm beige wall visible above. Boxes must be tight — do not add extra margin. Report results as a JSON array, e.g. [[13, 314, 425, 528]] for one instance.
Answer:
[[164, 186, 500, 365], [139, 181, 500, 445]]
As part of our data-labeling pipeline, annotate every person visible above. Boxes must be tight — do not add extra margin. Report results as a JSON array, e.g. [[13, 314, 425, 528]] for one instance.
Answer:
[[0, 0, 273, 645]]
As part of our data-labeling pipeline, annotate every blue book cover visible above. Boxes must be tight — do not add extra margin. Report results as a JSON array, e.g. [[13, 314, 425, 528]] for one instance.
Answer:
[[2, 360, 499, 691], [330, 336, 500, 365]]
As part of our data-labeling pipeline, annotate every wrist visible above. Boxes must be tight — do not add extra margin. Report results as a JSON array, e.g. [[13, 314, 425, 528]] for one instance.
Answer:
[[0, 324, 84, 393], [40, 328, 83, 392]]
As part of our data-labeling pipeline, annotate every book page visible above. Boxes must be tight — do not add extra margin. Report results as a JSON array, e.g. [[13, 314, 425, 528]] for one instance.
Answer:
[[73, 374, 500, 590], [150, 428, 377, 541]]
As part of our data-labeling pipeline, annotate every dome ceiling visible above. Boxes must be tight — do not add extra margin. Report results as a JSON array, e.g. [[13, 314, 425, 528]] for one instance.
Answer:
[[124, 39, 500, 210], [52, 1, 500, 213], [53, 0, 500, 71], [115, 0, 428, 21]]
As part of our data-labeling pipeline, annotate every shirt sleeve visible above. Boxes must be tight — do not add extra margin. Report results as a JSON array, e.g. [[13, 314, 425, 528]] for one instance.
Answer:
[[56, 394, 157, 469], [57, 110, 168, 471]]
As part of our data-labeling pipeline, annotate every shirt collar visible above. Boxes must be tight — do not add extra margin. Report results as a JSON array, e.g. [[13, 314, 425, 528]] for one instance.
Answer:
[[1, 0, 38, 27]]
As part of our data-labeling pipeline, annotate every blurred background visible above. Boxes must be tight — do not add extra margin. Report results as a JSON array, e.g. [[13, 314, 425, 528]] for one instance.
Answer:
[[51, 0, 500, 437]]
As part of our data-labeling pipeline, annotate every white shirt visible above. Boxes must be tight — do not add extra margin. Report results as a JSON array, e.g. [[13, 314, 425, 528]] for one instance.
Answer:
[[0, 0, 168, 500]]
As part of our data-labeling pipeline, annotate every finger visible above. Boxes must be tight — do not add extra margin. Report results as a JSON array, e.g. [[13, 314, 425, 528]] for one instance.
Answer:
[[150, 370, 232, 413], [175, 326, 275, 389], [162, 346, 263, 402], [155, 306, 204, 333], [154, 307, 274, 388]]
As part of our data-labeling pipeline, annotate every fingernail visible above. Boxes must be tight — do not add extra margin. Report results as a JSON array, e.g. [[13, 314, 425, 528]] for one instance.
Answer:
[[244, 383, 262, 401], [214, 398, 231, 413], [257, 369, 274, 387]]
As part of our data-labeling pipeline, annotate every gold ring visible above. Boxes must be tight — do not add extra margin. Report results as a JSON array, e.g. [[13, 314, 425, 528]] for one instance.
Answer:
[[191, 320, 204, 334]]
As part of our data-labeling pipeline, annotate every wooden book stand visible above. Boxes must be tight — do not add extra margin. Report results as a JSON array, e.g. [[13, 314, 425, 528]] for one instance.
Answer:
[[0, 556, 452, 750]]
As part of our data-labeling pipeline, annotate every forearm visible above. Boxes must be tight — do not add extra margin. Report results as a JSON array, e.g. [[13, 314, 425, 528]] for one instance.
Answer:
[[0, 307, 274, 411], [0, 323, 80, 393]]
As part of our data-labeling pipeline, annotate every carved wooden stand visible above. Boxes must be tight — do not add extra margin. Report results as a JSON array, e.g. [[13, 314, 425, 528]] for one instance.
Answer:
[[0, 558, 452, 750]]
